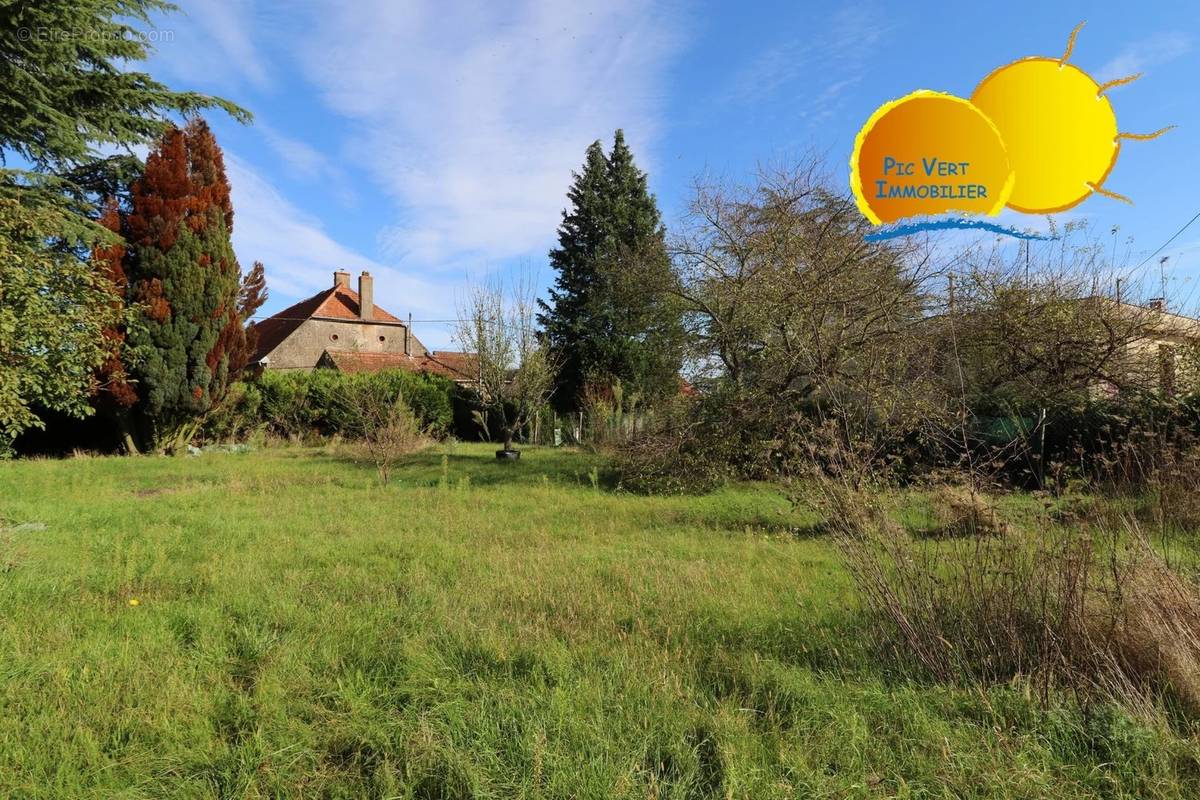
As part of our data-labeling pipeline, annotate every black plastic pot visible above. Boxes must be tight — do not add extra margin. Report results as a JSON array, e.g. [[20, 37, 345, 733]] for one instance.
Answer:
[[495, 449, 521, 461]]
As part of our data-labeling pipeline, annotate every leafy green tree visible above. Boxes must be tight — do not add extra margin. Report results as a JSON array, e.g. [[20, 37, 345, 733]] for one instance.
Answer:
[[119, 120, 246, 451], [0, 200, 123, 455], [538, 130, 684, 411]]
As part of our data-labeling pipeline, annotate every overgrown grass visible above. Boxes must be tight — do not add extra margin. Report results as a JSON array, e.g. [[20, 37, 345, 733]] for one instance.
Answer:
[[1, 444, 1199, 798]]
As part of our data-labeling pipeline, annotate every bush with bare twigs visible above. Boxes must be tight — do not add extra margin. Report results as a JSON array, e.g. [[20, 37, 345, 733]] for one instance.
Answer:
[[926, 484, 1008, 538], [453, 277, 556, 454], [1093, 426, 1200, 535], [612, 386, 768, 494], [618, 154, 1188, 494], [355, 390, 429, 486]]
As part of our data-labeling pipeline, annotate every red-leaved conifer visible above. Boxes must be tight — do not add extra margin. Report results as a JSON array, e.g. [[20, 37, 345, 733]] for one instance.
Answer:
[[120, 119, 249, 450]]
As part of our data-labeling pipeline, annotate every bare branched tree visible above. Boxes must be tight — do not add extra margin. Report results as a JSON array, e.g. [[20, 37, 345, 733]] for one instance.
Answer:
[[454, 277, 557, 454], [624, 156, 1184, 490], [918, 224, 1174, 486], [941, 227, 1158, 404], [357, 389, 427, 486], [669, 158, 946, 473]]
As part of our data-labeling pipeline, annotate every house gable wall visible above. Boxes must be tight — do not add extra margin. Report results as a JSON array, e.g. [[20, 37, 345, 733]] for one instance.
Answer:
[[264, 318, 428, 370]]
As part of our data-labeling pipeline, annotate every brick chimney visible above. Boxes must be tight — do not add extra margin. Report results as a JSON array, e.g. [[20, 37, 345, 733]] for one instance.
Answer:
[[358, 271, 374, 320], [333, 269, 350, 288]]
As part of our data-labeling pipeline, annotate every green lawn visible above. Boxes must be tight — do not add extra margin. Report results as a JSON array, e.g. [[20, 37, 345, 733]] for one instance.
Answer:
[[1, 443, 1198, 798]]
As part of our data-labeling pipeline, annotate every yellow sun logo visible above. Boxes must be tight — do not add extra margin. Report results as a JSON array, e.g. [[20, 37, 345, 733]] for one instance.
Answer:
[[970, 22, 1174, 214], [849, 22, 1174, 231]]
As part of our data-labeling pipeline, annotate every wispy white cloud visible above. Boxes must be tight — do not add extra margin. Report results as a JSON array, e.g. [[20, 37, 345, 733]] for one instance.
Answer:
[[1096, 32, 1192, 84], [149, 0, 272, 91], [720, 3, 887, 122], [257, 123, 358, 207], [291, 0, 684, 271], [258, 124, 327, 179]]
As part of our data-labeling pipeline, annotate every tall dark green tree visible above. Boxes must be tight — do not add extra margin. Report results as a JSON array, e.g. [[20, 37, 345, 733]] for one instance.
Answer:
[[538, 130, 684, 411], [538, 140, 609, 409]]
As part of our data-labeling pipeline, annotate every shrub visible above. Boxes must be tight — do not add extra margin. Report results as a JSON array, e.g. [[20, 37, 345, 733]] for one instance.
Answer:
[[257, 370, 311, 437], [926, 484, 1007, 538], [355, 390, 430, 485], [200, 381, 263, 443], [366, 370, 454, 436], [612, 393, 743, 494], [1111, 438, 1200, 536], [613, 426, 727, 494]]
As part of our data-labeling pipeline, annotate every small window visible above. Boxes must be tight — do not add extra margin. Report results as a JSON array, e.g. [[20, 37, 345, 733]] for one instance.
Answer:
[[378, 335, 386, 342], [330, 333, 339, 342]]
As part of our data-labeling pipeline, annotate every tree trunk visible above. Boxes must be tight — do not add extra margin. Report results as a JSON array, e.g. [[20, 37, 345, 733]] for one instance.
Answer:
[[113, 411, 141, 455], [504, 429, 514, 451]]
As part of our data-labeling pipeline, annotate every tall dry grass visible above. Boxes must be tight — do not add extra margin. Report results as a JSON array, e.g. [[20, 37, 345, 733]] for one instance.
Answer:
[[816, 478, 1200, 714]]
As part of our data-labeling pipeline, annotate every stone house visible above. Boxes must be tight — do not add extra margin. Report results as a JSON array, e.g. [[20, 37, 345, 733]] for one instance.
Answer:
[[251, 270, 476, 383], [1110, 298, 1200, 396]]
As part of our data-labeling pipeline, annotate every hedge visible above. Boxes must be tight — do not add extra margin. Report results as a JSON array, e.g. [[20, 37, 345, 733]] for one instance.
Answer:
[[203, 369, 458, 441]]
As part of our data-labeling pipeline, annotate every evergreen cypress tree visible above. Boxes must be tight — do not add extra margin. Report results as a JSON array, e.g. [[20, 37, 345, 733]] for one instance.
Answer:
[[0, 1, 246, 448], [600, 131, 685, 405], [538, 140, 610, 409], [538, 131, 683, 410], [121, 119, 245, 450]]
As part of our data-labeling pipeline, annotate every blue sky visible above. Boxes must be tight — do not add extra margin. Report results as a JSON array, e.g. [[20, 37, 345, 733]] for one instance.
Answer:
[[142, 0, 1200, 349]]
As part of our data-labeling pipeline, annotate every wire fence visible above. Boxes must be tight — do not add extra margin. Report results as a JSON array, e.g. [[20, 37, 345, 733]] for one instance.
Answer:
[[521, 406, 657, 447]]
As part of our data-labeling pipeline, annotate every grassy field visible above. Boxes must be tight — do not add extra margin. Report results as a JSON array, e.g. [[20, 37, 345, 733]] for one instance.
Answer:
[[1, 443, 1199, 798]]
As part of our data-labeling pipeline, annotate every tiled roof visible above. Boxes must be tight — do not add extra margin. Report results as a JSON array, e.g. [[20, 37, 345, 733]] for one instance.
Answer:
[[319, 350, 478, 382], [312, 285, 403, 324], [424, 351, 478, 380], [252, 285, 404, 362]]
